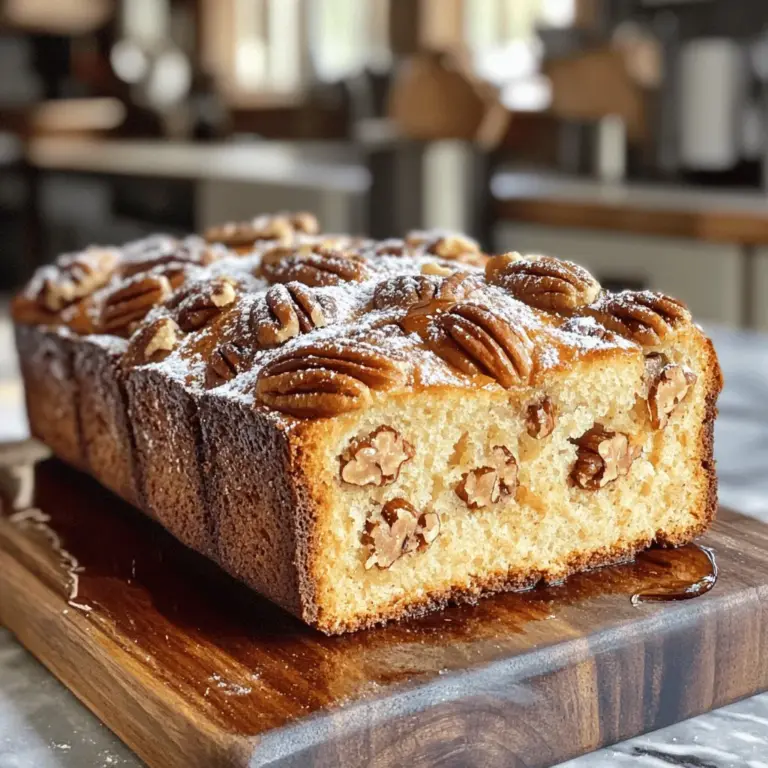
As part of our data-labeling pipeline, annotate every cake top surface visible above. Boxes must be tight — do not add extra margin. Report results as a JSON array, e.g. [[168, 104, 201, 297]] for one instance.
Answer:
[[12, 212, 694, 421]]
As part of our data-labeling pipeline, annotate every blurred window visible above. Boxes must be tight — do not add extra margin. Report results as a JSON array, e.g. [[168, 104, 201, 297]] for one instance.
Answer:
[[309, 0, 391, 81], [466, 0, 573, 82], [465, 0, 573, 110]]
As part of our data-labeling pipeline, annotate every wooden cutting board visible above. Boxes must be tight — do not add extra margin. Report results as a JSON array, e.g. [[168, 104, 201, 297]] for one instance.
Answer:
[[1, 441, 768, 768]]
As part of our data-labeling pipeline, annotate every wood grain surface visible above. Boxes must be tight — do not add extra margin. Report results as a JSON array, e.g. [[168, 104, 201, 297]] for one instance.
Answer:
[[1, 441, 768, 768]]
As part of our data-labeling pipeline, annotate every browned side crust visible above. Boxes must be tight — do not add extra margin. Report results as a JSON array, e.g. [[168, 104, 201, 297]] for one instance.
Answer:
[[198, 396, 312, 620], [14, 325, 86, 471], [73, 338, 140, 507], [124, 369, 211, 553]]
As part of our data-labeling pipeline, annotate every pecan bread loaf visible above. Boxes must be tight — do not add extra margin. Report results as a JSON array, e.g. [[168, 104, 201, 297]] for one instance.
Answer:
[[12, 213, 723, 634]]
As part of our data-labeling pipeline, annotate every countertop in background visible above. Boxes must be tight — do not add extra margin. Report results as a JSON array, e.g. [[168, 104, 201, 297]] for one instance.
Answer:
[[1, 321, 767, 768]]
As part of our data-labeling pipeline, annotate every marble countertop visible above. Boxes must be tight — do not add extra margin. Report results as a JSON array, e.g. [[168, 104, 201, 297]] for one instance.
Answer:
[[1, 323, 767, 768]]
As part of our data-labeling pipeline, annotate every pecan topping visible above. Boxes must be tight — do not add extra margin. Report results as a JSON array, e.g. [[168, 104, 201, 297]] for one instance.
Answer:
[[253, 282, 328, 347], [375, 239, 408, 257], [373, 275, 437, 311], [648, 364, 697, 429], [436, 271, 484, 301], [256, 340, 405, 417], [571, 425, 640, 490], [484, 252, 523, 284], [97, 274, 172, 336], [486, 254, 600, 313], [204, 212, 318, 249], [583, 291, 691, 346], [176, 277, 237, 332], [456, 445, 518, 509], [37, 248, 119, 312], [119, 236, 221, 279], [340, 426, 415, 487], [527, 397, 555, 439], [205, 343, 247, 389], [430, 303, 534, 387], [260, 245, 370, 287], [363, 499, 440, 570], [123, 317, 182, 367], [560, 316, 620, 343], [407, 231, 484, 265], [420, 262, 454, 277]]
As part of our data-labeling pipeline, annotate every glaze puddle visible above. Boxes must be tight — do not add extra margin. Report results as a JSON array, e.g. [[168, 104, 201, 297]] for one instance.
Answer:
[[631, 544, 718, 606]]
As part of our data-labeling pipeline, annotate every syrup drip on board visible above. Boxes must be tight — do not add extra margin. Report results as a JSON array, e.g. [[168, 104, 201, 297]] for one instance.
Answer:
[[631, 544, 718, 606]]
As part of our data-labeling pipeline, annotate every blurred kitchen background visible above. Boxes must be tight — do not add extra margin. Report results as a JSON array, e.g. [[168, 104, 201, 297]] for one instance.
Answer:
[[2, 0, 768, 327]]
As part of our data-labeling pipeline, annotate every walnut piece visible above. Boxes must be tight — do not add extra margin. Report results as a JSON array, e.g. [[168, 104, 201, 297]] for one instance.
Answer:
[[648, 364, 697, 429], [363, 499, 440, 570], [485, 253, 601, 313], [253, 282, 328, 347], [123, 317, 182, 367], [340, 426, 415, 487], [38, 248, 119, 312], [526, 397, 555, 439], [177, 277, 237, 332], [98, 274, 172, 337], [256, 340, 405, 417], [456, 445, 518, 509], [571, 425, 640, 490]]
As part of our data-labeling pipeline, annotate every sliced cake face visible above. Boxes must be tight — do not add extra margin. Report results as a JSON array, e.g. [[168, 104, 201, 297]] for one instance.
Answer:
[[12, 213, 722, 634]]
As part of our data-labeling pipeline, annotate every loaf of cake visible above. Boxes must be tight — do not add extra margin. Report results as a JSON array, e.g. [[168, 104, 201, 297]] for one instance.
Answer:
[[12, 213, 723, 634]]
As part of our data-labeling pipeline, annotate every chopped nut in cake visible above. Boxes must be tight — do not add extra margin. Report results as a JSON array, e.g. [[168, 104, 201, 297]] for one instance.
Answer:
[[571, 425, 641, 490], [648, 364, 697, 429], [340, 426, 415, 487]]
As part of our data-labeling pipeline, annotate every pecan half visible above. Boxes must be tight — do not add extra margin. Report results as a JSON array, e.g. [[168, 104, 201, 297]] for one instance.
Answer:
[[261, 245, 370, 287], [527, 397, 555, 439], [485, 254, 600, 313], [176, 277, 237, 332], [340, 426, 415, 487], [97, 274, 172, 336], [123, 317, 182, 367], [407, 231, 484, 265], [373, 275, 437, 311], [571, 425, 640, 490], [374, 239, 408, 257], [252, 282, 328, 347], [433, 303, 534, 387], [583, 291, 691, 346], [363, 499, 440, 570], [436, 271, 485, 301], [456, 445, 518, 509], [119, 235, 221, 279], [648, 364, 697, 429], [205, 343, 247, 389], [204, 212, 319, 249], [37, 248, 119, 312], [560, 316, 620, 343], [420, 262, 454, 277], [256, 340, 404, 417]]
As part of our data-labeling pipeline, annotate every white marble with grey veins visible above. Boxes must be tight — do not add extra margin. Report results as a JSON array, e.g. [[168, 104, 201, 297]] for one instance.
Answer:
[[1, 325, 767, 768]]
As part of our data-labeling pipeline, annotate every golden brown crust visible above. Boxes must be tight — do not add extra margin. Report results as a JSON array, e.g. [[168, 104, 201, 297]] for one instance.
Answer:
[[12, 219, 723, 636]]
